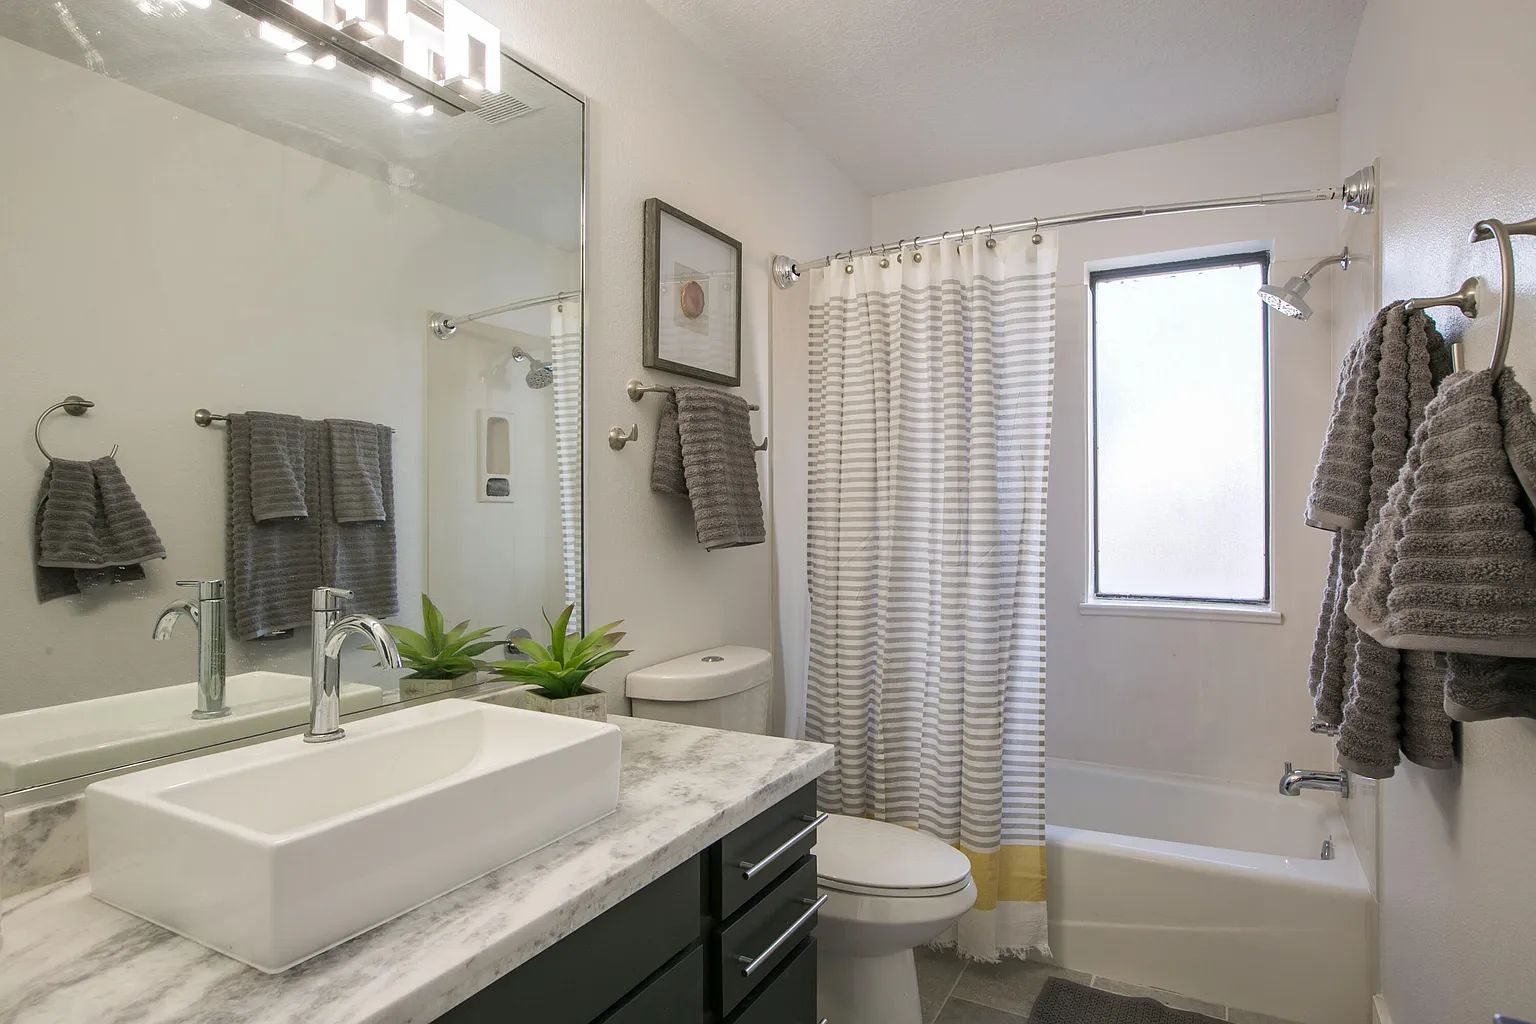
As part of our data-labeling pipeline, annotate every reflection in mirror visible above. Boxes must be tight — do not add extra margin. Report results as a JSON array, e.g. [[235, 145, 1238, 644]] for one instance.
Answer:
[[0, 0, 584, 794]]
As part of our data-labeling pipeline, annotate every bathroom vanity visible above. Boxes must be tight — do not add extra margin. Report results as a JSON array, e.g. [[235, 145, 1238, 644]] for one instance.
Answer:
[[0, 715, 832, 1023]]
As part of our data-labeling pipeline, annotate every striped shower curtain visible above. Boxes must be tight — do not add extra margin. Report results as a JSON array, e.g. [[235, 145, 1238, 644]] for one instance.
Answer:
[[805, 234, 1057, 960], [550, 298, 583, 631]]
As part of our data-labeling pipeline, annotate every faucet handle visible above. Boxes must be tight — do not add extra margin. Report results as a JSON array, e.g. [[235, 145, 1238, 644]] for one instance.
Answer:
[[1284, 761, 1294, 775], [176, 579, 224, 600], [312, 586, 354, 612]]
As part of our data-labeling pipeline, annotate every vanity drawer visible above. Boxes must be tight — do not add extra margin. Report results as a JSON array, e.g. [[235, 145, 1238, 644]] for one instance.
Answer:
[[596, 945, 705, 1024], [714, 856, 822, 1015], [711, 782, 822, 917], [726, 937, 817, 1024], [436, 854, 703, 1023]]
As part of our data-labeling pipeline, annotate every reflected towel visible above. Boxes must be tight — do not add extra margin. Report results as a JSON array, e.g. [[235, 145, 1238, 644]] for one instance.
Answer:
[[650, 386, 764, 550], [247, 411, 310, 522], [227, 415, 322, 639], [34, 455, 165, 602], [320, 420, 397, 618], [326, 419, 388, 523]]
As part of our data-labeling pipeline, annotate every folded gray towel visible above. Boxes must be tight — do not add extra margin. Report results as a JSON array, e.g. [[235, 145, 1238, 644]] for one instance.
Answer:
[[1307, 306, 1450, 739], [650, 395, 688, 496], [1305, 308, 1389, 531], [320, 420, 398, 618], [1444, 653, 1536, 721], [247, 411, 310, 522], [326, 419, 388, 523], [34, 455, 165, 602], [650, 386, 765, 550], [227, 415, 322, 639], [1348, 368, 1536, 657]]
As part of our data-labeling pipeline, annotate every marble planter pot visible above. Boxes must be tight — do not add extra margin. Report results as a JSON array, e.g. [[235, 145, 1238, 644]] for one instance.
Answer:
[[501, 686, 608, 722], [399, 670, 480, 700]]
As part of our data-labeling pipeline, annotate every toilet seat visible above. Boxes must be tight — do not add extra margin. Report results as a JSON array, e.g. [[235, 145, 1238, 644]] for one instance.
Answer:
[[814, 814, 972, 899]]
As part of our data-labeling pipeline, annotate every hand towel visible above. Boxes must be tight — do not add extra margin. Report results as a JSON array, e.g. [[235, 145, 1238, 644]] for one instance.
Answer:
[[320, 419, 398, 618], [650, 386, 765, 550], [246, 411, 310, 522], [1347, 368, 1536, 657], [1443, 653, 1536, 721], [33, 455, 165, 602], [1306, 305, 1451, 738], [650, 394, 688, 496], [326, 419, 388, 523], [226, 415, 322, 639]]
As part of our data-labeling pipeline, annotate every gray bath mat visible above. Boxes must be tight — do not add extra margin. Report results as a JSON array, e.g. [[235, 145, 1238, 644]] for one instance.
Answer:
[[1028, 978, 1222, 1024]]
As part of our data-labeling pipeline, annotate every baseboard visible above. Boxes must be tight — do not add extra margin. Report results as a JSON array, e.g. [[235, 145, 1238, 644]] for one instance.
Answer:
[[1373, 993, 1393, 1024]]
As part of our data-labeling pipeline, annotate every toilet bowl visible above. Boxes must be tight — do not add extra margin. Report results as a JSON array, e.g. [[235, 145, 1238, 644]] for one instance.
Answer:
[[625, 648, 976, 1024], [814, 814, 977, 1024]]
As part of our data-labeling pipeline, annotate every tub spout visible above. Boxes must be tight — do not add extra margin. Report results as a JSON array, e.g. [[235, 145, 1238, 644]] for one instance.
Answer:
[[1279, 761, 1350, 797]]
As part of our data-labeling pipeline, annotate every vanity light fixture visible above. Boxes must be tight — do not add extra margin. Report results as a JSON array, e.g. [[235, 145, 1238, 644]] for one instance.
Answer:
[[217, 0, 501, 116]]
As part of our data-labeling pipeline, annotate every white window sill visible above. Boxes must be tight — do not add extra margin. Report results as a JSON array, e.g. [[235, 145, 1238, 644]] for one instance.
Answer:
[[1078, 600, 1283, 625]]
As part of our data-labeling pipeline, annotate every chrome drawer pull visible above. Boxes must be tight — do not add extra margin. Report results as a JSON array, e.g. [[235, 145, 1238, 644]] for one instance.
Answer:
[[738, 812, 829, 881], [736, 894, 828, 977]]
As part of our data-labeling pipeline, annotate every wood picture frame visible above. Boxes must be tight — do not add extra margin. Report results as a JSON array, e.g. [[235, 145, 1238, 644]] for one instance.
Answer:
[[642, 198, 742, 386]]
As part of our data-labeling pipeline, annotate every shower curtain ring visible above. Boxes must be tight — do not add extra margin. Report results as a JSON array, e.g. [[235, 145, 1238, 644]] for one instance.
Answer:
[[986, 224, 998, 249], [879, 242, 891, 269], [912, 234, 923, 263], [1031, 218, 1042, 245]]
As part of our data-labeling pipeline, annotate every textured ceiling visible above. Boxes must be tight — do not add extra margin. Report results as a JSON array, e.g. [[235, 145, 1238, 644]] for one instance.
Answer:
[[641, 0, 1367, 195]]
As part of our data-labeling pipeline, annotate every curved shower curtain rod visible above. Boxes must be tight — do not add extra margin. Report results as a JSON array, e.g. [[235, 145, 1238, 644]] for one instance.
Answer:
[[429, 289, 581, 340], [771, 165, 1378, 289]]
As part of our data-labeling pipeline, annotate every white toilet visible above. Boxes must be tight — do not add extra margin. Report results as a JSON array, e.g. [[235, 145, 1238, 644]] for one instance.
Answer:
[[626, 647, 977, 1024]]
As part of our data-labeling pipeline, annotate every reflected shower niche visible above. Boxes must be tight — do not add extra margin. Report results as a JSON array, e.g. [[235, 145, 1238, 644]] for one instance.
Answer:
[[0, 0, 585, 794]]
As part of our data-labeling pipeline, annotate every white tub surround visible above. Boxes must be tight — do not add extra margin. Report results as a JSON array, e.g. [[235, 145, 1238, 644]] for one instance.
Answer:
[[0, 717, 832, 1023], [1045, 758, 1372, 1024]]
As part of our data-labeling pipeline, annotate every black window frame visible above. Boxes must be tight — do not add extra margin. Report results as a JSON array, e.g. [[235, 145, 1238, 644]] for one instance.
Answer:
[[1088, 250, 1273, 606]]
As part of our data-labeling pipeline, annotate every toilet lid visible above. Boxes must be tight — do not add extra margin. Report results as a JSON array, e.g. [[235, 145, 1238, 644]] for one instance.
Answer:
[[814, 814, 972, 896]]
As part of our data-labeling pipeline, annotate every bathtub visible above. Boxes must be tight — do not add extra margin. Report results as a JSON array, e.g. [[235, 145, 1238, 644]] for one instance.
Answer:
[[1045, 758, 1372, 1024]]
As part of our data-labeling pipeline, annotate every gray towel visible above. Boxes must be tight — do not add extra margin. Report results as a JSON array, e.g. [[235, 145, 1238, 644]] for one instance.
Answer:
[[1348, 369, 1536, 656], [320, 420, 398, 618], [650, 386, 765, 550], [247, 411, 310, 522], [326, 419, 388, 523], [1444, 653, 1536, 721], [227, 415, 322, 639], [1307, 306, 1450, 736], [34, 455, 165, 602]]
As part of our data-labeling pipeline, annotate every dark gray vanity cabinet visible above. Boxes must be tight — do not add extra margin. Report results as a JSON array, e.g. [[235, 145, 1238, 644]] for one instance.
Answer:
[[436, 782, 821, 1024]]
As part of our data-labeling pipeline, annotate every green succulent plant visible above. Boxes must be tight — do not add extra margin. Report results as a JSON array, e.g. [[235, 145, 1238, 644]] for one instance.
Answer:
[[375, 594, 503, 680], [490, 604, 632, 699]]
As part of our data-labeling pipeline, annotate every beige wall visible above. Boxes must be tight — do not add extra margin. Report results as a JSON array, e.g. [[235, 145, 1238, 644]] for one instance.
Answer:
[[477, 0, 870, 711], [1336, 2, 1536, 1021], [867, 115, 1344, 786]]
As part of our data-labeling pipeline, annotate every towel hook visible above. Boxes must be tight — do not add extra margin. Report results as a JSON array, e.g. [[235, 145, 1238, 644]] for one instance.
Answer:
[[609, 424, 639, 451], [1470, 216, 1536, 373], [34, 395, 117, 462]]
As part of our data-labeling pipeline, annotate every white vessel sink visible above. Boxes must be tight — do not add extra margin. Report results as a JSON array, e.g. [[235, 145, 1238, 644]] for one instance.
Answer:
[[87, 699, 622, 972], [0, 672, 384, 792]]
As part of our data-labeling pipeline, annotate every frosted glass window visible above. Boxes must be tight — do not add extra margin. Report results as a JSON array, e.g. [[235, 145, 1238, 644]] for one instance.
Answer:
[[1091, 253, 1270, 604]]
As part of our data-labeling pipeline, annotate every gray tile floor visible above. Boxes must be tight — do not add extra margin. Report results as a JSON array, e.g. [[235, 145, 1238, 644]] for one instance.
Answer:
[[915, 948, 1301, 1024]]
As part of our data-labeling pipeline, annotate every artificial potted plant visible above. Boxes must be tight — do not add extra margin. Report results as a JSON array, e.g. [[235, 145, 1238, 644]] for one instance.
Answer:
[[490, 605, 631, 721], [383, 594, 503, 699]]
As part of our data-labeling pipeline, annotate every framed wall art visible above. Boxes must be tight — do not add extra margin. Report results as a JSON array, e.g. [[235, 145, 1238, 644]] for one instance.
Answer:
[[642, 198, 742, 386]]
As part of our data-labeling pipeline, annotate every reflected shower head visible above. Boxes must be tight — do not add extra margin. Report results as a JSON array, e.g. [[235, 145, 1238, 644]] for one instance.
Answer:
[[513, 347, 555, 390], [1257, 247, 1354, 322]]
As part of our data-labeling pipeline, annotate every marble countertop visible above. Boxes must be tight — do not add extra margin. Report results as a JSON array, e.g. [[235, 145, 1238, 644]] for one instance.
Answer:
[[0, 716, 832, 1024]]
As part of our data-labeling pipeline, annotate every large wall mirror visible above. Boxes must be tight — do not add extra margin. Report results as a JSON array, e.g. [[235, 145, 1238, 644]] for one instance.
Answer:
[[0, 0, 585, 795]]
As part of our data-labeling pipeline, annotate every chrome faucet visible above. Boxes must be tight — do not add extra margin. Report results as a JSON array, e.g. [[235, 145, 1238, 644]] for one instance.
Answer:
[[306, 586, 401, 743], [1279, 761, 1350, 797], [152, 579, 229, 720]]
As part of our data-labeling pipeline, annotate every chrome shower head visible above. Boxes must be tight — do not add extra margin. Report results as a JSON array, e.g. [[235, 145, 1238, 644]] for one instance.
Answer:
[[1258, 247, 1354, 322], [1258, 276, 1314, 320]]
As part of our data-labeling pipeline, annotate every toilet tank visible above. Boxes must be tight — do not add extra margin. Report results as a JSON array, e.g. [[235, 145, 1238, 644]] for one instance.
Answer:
[[625, 646, 773, 735]]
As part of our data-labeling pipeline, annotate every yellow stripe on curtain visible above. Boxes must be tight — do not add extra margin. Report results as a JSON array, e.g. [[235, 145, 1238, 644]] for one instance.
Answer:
[[958, 844, 1047, 909]]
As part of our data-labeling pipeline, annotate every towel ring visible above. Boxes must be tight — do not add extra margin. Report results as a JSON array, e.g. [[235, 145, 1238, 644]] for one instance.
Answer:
[[1470, 216, 1536, 373], [35, 395, 117, 462]]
